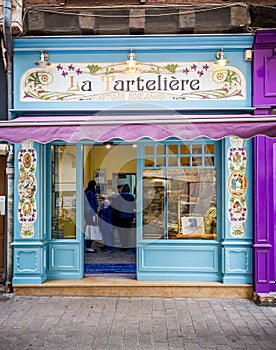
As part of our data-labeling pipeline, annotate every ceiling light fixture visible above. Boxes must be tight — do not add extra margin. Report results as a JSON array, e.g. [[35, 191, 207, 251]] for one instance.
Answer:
[[126, 49, 137, 72], [35, 50, 51, 68], [215, 48, 229, 67], [104, 142, 113, 149]]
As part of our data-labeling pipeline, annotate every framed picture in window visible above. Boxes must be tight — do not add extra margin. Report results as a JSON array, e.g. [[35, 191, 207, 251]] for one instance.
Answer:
[[181, 216, 205, 235]]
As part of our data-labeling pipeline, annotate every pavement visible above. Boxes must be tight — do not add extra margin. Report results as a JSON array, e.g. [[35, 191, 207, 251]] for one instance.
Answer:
[[0, 294, 275, 350]]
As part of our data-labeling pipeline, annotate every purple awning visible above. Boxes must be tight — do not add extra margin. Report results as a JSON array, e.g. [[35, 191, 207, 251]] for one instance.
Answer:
[[1, 114, 276, 143]]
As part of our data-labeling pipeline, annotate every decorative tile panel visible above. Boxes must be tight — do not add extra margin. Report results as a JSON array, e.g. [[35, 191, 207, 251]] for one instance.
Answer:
[[227, 137, 248, 237], [17, 140, 37, 238]]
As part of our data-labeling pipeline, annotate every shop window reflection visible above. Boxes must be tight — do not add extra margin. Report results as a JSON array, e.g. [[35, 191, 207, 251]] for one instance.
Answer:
[[167, 169, 216, 240], [180, 156, 190, 166], [51, 145, 76, 239], [142, 173, 165, 240], [180, 144, 190, 154], [168, 144, 178, 155], [156, 156, 166, 167], [142, 141, 217, 241], [168, 156, 178, 166]]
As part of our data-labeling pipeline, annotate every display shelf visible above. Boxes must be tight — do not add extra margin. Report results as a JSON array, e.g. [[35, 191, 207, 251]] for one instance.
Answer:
[[168, 232, 216, 240]]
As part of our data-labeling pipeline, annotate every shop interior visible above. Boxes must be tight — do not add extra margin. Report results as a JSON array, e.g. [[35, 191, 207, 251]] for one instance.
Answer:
[[83, 143, 137, 276]]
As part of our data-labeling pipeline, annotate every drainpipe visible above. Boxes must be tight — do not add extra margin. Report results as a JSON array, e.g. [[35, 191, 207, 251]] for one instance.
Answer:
[[3, 0, 14, 293]]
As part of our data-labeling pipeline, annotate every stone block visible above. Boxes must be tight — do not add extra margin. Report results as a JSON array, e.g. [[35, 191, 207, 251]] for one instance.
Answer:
[[195, 7, 231, 33], [79, 11, 95, 32], [231, 5, 249, 28], [179, 10, 195, 32], [96, 10, 130, 35], [253, 292, 276, 306], [145, 9, 178, 34], [27, 9, 45, 32], [44, 12, 80, 34], [129, 9, 145, 34]]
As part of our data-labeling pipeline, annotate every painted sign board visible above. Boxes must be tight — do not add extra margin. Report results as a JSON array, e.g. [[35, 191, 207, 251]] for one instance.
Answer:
[[21, 61, 246, 103]]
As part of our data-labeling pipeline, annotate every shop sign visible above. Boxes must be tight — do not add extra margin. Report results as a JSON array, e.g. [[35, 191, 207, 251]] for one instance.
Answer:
[[21, 61, 246, 102]]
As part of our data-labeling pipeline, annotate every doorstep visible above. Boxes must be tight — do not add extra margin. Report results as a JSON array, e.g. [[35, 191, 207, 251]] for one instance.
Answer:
[[13, 277, 253, 299]]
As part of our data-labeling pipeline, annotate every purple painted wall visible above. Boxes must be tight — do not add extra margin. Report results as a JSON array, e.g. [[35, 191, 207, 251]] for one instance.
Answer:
[[253, 29, 276, 293], [253, 30, 276, 111], [254, 137, 276, 293]]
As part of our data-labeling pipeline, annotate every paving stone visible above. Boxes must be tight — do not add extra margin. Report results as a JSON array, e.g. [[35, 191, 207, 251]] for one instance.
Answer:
[[0, 295, 275, 349]]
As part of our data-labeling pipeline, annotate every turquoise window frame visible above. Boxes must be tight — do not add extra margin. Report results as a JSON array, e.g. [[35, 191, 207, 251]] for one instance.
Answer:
[[46, 142, 84, 243], [46, 138, 222, 245]]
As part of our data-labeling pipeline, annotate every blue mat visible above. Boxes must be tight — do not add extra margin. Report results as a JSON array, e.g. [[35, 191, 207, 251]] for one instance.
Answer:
[[84, 263, 136, 274]]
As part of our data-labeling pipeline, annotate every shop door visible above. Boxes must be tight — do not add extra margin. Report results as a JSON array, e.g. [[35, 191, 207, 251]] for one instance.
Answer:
[[84, 144, 137, 276], [0, 156, 6, 283]]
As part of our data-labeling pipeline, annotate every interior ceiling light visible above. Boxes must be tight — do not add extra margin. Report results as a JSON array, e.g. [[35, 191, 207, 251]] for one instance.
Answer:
[[104, 142, 113, 149]]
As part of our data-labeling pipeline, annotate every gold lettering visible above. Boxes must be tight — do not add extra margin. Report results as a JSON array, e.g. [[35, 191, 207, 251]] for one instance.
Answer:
[[101, 75, 115, 92]]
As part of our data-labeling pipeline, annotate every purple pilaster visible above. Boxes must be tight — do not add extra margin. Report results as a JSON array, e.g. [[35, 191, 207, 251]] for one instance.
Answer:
[[253, 30, 276, 297], [254, 137, 275, 293]]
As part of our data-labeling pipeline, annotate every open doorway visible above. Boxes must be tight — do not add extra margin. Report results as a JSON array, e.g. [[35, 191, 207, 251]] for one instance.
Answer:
[[83, 144, 137, 277]]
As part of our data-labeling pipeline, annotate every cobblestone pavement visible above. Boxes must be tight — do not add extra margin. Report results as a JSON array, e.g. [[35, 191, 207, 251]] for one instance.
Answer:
[[0, 295, 275, 350]]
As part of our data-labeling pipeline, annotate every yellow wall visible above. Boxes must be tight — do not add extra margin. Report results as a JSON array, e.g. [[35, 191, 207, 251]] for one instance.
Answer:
[[84, 145, 137, 191]]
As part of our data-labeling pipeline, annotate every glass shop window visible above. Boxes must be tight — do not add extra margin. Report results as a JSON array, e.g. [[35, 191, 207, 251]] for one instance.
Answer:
[[142, 141, 217, 240], [51, 145, 76, 239]]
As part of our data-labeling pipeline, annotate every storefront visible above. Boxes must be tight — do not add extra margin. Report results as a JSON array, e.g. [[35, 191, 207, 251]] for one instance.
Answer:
[[2, 33, 276, 293], [253, 29, 276, 298]]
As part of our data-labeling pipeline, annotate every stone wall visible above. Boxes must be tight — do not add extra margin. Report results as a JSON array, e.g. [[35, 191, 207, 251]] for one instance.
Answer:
[[24, 4, 250, 35], [0, 0, 274, 35], [21, 1, 276, 35]]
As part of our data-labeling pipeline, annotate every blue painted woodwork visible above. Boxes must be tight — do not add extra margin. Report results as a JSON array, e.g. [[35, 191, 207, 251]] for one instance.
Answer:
[[12, 243, 47, 284], [221, 138, 253, 284], [137, 242, 219, 282], [47, 241, 82, 280], [12, 143, 84, 283], [46, 143, 84, 281], [222, 246, 252, 284], [12, 143, 48, 284], [13, 34, 254, 112]]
